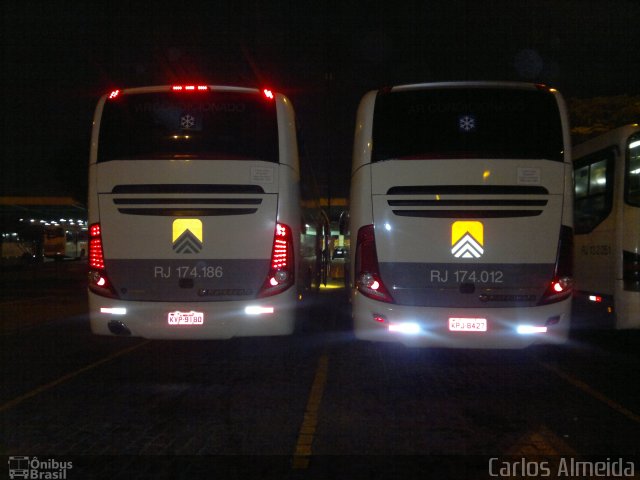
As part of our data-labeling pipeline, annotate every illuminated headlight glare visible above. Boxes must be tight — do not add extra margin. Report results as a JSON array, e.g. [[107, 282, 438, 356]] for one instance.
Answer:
[[388, 322, 421, 334], [516, 325, 548, 334]]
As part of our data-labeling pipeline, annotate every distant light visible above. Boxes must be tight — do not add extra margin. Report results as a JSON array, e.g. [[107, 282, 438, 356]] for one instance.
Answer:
[[108, 90, 120, 99], [629, 140, 640, 149], [389, 322, 421, 334], [589, 295, 603, 303], [263, 88, 274, 99], [245, 306, 275, 315], [516, 325, 547, 334]]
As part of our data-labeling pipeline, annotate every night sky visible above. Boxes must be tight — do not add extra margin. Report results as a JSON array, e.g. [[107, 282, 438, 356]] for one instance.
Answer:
[[3, 0, 639, 201]]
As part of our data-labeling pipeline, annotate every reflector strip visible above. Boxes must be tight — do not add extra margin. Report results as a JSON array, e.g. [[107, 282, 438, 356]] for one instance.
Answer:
[[388, 322, 421, 334], [517, 325, 548, 334], [100, 307, 127, 315], [245, 306, 275, 315]]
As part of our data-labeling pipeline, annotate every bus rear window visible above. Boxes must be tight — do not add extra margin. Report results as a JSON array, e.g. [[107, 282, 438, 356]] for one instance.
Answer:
[[98, 91, 279, 163], [372, 87, 564, 163]]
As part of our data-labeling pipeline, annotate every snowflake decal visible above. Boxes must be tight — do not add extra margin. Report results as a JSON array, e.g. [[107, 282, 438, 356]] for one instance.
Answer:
[[458, 115, 476, 132], [180, 114, 196, 129]]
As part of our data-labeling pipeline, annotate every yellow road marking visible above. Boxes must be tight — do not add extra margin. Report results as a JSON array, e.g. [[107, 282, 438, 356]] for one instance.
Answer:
[[0, 340, 151, 413], [292, 352, 329, 469], [538, 360, 640, 424]]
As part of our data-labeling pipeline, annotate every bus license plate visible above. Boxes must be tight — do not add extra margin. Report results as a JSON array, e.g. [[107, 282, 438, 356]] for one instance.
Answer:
[[168, 310, 204, 326], [449, 317, 487, 332]]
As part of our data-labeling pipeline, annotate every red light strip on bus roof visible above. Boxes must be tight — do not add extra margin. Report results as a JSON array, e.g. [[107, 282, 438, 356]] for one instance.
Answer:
[[172, 85, 209, 92]]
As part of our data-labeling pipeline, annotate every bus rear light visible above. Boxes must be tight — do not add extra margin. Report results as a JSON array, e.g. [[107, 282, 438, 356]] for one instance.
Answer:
[[172, 85, 209, 92], [355, 225, 394, 303], [539, 226, 573, 305], [258, 223, 294, 298], [88, 223, 118, 299], [589, 295, 603, 303], [88, 223, 105, 270]]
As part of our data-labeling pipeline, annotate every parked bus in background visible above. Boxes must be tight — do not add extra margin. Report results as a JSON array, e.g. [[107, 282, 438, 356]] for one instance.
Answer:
[[349, 82, 574, 348], [572, 124, 640, 329], [87, 84, 320, 339], [43, 224, 87, 260]]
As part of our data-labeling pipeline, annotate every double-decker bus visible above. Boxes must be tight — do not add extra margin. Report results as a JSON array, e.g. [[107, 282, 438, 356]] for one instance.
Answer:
[[572, 124, 640, 329], [349, 82, 574, 348], [87, 84, 321, 339]]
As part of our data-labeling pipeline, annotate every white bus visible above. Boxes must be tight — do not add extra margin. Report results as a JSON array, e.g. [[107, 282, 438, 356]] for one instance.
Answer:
[[88, 84, 319, 339], [349, 82, 574, 348], [572, 124, 640, 329]]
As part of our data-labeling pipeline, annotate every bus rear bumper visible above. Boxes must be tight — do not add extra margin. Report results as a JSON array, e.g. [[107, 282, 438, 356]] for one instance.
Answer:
[[89, 290, 297, 339], [352, 293, 571, 349]]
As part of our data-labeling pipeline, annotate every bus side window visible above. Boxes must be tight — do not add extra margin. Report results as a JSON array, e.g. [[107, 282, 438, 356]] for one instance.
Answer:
[[574, 151, 614, 234]]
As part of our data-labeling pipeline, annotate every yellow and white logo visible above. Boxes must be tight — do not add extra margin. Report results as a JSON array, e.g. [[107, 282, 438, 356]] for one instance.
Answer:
[[172, 219, 203, 254], [451, 221, 484, 259]]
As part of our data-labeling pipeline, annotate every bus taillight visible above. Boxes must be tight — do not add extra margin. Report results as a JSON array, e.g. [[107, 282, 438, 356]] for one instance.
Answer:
[[539, 225, 574, 305], [263, 88, 275, 100], [258, 223, 295, 298], [355, 225, 394, 303], [88, 223, 118, 298]]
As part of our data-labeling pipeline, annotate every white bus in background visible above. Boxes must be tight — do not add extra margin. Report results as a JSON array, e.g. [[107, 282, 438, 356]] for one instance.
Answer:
[[88, 84, 320, 339], [349, 82, 574, 349], [572, 124, 640, 329]]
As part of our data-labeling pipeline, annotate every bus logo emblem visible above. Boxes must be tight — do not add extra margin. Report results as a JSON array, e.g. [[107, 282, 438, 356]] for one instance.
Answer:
[[172, 219, 203, 254], [451, 221, 484, 258]]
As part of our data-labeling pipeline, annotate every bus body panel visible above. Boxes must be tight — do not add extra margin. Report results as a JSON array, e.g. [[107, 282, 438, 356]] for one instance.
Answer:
[[573, 125, 640, 329], [87, 85, 307, 339], [370, 159, 567, 310], [350, 82, 573, 348]]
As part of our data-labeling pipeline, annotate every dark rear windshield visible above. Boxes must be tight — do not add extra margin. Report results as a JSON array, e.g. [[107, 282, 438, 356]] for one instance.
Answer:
[[372, 87, 564, 162], [98, 90, 279, 163]]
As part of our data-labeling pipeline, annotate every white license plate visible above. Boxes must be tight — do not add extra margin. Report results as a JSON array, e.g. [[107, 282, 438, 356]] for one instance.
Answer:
[[168, 310, 204, 325], [448, 317, 487, 332]]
